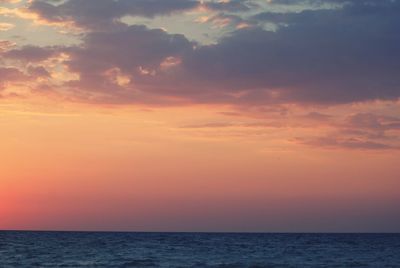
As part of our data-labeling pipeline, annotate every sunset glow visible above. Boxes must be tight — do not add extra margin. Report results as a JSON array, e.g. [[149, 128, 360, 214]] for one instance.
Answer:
[[1, 0, 400, 232]]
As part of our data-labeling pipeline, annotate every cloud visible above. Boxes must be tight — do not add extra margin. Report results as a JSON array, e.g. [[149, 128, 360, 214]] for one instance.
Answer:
[[27, 0, 199, 29], [296, 136, 396, 150], [1, 0, 399, 152], [27, 65, 51, 78], [179, 0, 400, 105], [202, 0, 256, 12], [265, 0, 362, 5], [195, 12, 250, 29], [303, 112, 332, 121], [0, 0, 21, 3], [0, 40, 15, 52], [57, 24, 193, 103], [3, 0, 400, 107], [180, 122, 236, 129], [73, 0, 398, 106], [0, 67, 27, 90], [294, 112, 400, 150], [0, 22, 15, 31], [346, 113, 400, 131], [4, 45, 60, 62], [342, 113, 400, 139]]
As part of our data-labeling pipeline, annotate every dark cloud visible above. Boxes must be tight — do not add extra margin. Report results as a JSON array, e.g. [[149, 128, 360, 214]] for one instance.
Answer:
[[4, 0, 400, 106], [178, 0, 400, 104], [28, 0, 199, 29], [0, 67, 27, 90], [4, 46, 59, 62], [68, 25, 192, 72], [59, 24, 193, 103], [266, 0, 370, 5], [67, 0, 397, 105]]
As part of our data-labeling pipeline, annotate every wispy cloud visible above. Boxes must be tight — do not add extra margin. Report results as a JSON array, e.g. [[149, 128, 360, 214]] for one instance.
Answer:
[[0, 22, 15, 31]]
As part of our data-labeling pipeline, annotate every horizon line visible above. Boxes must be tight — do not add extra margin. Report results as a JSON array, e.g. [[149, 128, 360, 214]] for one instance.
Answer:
[[1, 229, 399, 234]]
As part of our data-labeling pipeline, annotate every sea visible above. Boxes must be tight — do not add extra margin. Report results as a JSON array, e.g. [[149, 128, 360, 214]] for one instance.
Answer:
[[0, 232, 399, 267]]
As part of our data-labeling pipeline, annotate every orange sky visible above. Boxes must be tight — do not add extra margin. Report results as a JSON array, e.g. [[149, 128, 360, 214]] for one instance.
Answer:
[[1, 0, 400, 232], [0, 99, 399, 232]]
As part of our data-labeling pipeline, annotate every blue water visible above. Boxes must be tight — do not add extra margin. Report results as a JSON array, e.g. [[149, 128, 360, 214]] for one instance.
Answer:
[[0, 232, 399, 267]]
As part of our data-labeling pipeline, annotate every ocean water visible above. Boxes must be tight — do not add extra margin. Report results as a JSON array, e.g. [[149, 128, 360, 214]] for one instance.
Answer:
[[0, 232, 399, 267]]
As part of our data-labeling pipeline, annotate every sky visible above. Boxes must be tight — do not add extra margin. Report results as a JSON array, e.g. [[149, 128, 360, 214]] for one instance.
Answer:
[[0, 0, 400, 232]]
